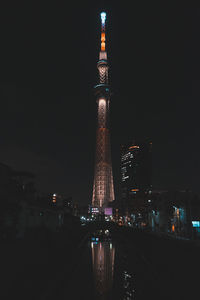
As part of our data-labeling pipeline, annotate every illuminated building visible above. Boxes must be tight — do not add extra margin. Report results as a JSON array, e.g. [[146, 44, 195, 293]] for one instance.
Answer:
[[121, 140, 152, 201], [92, 12, 115, 210]]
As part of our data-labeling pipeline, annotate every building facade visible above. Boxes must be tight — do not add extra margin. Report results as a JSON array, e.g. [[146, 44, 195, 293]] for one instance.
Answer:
[[121, 140, 152, 202]]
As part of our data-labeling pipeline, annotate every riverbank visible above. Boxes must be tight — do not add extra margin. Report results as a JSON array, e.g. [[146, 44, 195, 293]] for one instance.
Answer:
[[0, 225, 87, 300]]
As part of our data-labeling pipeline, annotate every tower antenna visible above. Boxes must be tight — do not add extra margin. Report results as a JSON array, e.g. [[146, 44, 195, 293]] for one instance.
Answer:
[[100, 12, 106, 51]]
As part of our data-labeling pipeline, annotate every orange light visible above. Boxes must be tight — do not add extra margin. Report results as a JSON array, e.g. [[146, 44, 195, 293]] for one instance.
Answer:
[[172, 224, 175, 232], [101, 32, 105, 42], [129, 146, 140, 149], [52, 194, 56, 203], [101, 33, 106, 51], [131, 189, 139, 192], [101, 43, 105, 51]]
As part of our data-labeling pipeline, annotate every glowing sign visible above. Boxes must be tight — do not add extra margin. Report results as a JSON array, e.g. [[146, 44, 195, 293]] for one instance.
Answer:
[[104, 207, 112, 216], [101, 12, 106, 24], [192, 221, 200, 227], [91, 207, 99, 214]]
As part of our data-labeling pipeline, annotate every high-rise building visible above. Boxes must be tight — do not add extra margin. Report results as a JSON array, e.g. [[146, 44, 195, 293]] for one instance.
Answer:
[[121, 140, 152, 201], [92, 12, 115, 210]]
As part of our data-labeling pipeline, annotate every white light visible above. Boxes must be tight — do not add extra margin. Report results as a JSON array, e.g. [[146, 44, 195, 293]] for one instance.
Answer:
[[99, 98, 106, 105], [101, 12, 106, 24]]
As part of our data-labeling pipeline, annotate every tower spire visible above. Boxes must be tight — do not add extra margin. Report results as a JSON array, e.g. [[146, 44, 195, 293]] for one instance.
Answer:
[[99, 12, 107, 61], [100, 12, 106, 51]]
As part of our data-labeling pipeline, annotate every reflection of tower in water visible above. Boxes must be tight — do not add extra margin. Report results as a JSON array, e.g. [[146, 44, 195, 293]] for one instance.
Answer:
[[91, 241, 115, 299]]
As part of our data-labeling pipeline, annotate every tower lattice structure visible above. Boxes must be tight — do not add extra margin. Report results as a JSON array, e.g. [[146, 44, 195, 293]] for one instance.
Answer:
[[92, 12, 115, 210]]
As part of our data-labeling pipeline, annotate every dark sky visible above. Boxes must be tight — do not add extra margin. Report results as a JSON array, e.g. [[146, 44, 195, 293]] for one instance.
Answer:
[[0, 2, 200, 204]]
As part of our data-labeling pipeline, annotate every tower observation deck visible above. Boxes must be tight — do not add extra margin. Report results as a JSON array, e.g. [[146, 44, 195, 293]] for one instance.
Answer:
[[92, 12, 115, 210]]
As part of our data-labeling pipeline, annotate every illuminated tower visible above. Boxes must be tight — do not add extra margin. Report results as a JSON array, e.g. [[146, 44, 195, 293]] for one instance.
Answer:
[[92, 12, 115, 210]]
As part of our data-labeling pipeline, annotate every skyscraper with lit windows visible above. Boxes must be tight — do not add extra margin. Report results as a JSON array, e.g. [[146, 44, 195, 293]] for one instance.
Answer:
[[121, 140, 152, 201]]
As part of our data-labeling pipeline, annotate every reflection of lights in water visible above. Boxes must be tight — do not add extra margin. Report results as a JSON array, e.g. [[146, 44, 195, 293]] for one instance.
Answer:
[[122, 270, 135, 299], [91, 238, 115, 299]]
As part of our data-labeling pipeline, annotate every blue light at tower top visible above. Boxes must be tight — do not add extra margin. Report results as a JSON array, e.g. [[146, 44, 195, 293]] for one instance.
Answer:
[[101, 12, 106, 24]]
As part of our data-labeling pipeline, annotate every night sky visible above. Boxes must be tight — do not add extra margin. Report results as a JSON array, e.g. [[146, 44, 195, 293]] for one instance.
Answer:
[[1, 2, 200, 204]]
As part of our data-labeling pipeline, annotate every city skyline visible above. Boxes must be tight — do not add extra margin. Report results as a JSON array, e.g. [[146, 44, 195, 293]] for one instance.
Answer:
[[0, 3, 200, 204]]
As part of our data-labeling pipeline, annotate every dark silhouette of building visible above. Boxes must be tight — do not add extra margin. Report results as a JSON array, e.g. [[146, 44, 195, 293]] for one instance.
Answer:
[[0, 162, 36, 239], [146, 189, 199, 238], [0, 162, 77, 239]]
